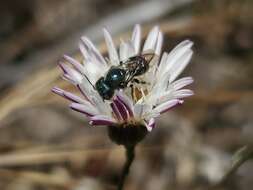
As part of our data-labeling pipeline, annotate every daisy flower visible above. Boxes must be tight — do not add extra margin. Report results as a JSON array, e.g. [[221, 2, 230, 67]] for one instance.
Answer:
[[52, 24, 194, 144]]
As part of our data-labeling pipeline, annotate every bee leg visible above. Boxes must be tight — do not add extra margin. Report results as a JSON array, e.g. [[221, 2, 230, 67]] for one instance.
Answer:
[[132, 78, 140, 84], [132, 78, 150, 85], [130, 84, 134, 100]]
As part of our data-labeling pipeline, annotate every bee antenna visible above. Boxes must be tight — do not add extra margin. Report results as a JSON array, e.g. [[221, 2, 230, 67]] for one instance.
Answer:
[[83, 74, 95, 89]]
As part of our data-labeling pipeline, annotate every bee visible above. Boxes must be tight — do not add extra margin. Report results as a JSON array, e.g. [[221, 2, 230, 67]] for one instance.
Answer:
[[95, 52, 157, 100]]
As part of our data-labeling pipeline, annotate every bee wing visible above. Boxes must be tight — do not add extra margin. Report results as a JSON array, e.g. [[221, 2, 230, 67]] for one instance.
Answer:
[[142, 50, 159, 67], [124, 69, 138, 84]]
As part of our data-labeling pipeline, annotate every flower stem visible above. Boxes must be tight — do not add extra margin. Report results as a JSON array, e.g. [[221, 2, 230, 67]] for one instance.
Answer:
[[117, 145, 136, 190]]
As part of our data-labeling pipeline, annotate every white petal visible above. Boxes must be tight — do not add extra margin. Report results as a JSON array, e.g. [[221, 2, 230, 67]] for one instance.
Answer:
[[145, 118, 156, 131], [52, 87, 89, 104], [158, 89, 193, 104], [79, 38, 109, 83], [81, 37, 107, 65], [148, 59, 170, 102], [133, 104, 144, 118], [79, 42, 89, 61], [131, 24, 141, 54], [133, 103, 152, 119], [169, 49, 193, 83], [119, 41, 128, 61], [157, 52, 168, 71], [119, 41, 135, 61], [103, 28, 119, 65], [158, 40, 193, 78], [77, 76, 112, 116], [83, 60, 106, 84], [143, 26, 159, 52], [126, 42, 136, 58], [63, 55, 84, 74], [79, 77, 111, 116], [59, 62, 83, 84], [172, 89, 194, 99], [170, 77, 194, 90], [152, 69, 170, 94], [155, 31, 163, 56], [152, 99, 180, 114], [91, 93, 111, 116], [70, 103, 99, 116], [143, 112, 160, 121], [89, 115, 116, 126]]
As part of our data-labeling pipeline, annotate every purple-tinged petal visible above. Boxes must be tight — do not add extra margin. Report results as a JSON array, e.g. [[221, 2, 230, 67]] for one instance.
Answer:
[[153, 99, 182, 114], [161, 99, 183, 114], [159, 88, 193, 104], [63, 55, 84, 74], [52, 87, 64, 96], [81, 37, 107, 65], [52, 87, 86, 104], [58, 62, 67, 74], [173, 89, 194, 99], [89, 115, 117, 126], [70, 103, 97, 117], [115, 91, 134, 117], [59, 62, 82, 83], [58, 62, 71, 74], [77, 84, 93, 104], [110, 102, 123, 121], [171, 77, 194, 90], [113, 98, 129, 121], [145, 118, 156, 132], [62, 74, 76, 84], [79, 42, 89, 60]]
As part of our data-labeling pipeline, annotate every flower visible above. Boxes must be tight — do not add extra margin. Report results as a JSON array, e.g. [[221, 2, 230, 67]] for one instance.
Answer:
[[52, 24, 194, 134]]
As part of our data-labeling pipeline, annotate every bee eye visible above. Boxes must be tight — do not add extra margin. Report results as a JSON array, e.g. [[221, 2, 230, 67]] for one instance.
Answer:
[[105, 68, 126, 88], [95, 77, 114, 100]]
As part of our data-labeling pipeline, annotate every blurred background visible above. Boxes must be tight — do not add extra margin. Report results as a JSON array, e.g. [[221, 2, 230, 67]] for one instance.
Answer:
[[0, 0, 253, 189]]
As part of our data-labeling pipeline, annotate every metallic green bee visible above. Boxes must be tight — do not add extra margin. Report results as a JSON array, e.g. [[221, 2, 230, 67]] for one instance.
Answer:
[[95, 53, 156, 100]]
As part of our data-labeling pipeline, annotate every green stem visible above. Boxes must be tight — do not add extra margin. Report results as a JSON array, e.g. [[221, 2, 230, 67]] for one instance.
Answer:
[[208, 146, 253, 190], [117, 145, 136, 190], [218, 146, 253, 185]]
